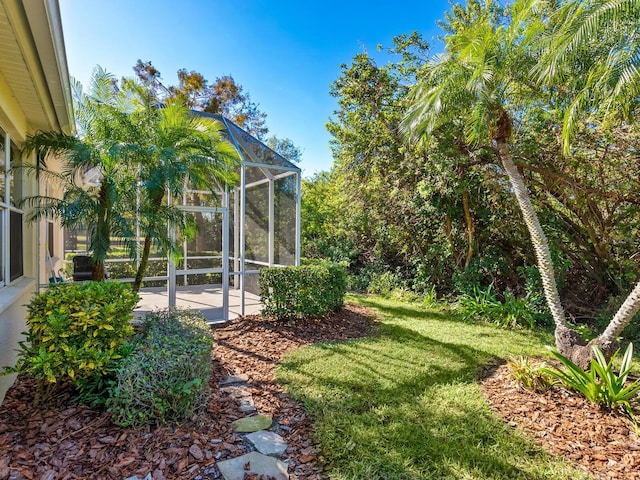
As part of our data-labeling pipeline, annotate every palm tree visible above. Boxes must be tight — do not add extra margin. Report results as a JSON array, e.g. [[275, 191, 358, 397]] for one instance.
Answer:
[[403, 0, 587, 354], [23, 67, 138, 281], [129, 94, 239, 292], [534, 0, 640, 364], [405, 0, 640, 367]]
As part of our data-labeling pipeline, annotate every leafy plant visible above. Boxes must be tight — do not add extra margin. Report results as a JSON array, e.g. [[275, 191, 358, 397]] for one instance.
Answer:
[[457, 285, 542, 329], [367, 270, 406, 296], [543, 343, 640, 418], [2, 282, 138, 405], [507, 356, 555, 392], [259, 262, 347, 320], [107, 309, 214, 427]]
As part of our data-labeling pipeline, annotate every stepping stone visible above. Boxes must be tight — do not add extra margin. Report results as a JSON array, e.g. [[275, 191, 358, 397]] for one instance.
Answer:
[[219, 386, 247, 397], [232, 414, 272, 432], [245, 430, 288, 457], [238, 395, 256, 414], [219, 374, 249, 385], [217, 451, 288, 480]]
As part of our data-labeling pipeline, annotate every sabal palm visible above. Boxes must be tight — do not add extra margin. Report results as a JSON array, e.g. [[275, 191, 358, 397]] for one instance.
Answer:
[[130, 96, 239, 292], [403, 0, 573, 347], [23, 67, 138, 280]]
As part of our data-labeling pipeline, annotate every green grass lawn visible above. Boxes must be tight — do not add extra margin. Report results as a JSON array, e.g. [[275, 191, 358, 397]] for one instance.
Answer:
[[277, 295, 592, 480]]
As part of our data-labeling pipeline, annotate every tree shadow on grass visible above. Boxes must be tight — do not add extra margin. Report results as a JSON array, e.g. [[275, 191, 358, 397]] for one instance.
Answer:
[[356, 295, 555, 348], [278, 320, 586, 480]]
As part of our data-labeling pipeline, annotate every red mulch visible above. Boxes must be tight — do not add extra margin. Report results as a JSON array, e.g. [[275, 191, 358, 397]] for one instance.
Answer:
[[480, 362, 640, 480], [2, 303, 640, 480], [0, 303, 374, 480]]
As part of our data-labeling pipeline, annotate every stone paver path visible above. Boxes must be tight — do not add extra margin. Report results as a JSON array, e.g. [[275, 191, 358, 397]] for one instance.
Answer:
[[218, 375, 291, 480]]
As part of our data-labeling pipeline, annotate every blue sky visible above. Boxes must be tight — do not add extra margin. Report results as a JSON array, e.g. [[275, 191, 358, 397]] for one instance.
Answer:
[[59, 1, 451, 177]]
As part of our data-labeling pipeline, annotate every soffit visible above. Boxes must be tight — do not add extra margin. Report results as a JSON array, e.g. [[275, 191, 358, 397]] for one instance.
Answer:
[[0, 0, 73, 141]]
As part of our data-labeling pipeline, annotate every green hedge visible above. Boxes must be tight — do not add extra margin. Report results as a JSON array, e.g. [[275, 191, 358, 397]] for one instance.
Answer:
[[259, 262, 347, 319], [3, 281, 138, 405], [107, 309, 214, 427]]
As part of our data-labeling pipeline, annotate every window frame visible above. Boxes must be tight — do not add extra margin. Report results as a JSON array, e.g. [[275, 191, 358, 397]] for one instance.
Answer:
[[0, 128, 24, 287]]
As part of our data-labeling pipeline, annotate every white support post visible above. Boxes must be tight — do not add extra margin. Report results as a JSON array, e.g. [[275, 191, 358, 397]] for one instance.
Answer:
[[167, 191, 176, 308], [240, 165, 246, 316], [268, 177, 275, 266], [295, 172, 301, 266], [222, 189, 230, 320], [234, 187, 240, 289]]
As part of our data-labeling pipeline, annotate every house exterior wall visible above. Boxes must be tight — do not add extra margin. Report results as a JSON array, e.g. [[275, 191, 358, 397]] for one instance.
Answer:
[[0, 0, 72, 404]]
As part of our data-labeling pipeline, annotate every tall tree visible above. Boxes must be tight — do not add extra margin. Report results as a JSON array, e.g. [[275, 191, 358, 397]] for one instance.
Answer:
[[535, 0, 640, 360], [266, 136, 303, 163], [403, 0, 577, 351], [405, 0, 640, 366], [133, 60, 268, 139]]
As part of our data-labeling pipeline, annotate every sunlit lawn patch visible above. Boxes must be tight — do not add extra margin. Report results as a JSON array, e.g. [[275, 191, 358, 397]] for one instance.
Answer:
[[277, 295, 592, 480]]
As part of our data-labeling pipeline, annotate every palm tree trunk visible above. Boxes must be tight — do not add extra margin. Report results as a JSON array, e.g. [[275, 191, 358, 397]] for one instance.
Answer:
[[494, 139, 579, 351], [132, 233, 153, 293], [132, 191, 165, 293], [599, 280, 640, 344]]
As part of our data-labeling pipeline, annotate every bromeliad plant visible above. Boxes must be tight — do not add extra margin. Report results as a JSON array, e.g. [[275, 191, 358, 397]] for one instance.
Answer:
[[543, 343, 640, 419]]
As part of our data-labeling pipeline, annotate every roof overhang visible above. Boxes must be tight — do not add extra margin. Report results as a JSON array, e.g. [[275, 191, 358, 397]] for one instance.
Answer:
[[0, 0, 73, 142]]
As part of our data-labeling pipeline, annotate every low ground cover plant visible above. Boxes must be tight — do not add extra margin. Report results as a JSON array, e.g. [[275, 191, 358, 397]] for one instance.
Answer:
[[457, 285, 547, 329], [107, 309, 214, 427], [543, 343, 640, 418], [507, 356, 555, 393], [259, 261, 346, 319], [2, 281, 138, 405]]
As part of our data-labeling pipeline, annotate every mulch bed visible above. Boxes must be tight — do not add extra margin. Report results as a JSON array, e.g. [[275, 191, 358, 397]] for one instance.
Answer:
[[480, 362, 640, 480], [0, 303, 374, 480], [2, 303, 640, 480]]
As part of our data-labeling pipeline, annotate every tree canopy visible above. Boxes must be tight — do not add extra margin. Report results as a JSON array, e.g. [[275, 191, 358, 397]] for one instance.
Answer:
[[306, 0, 640, 356]]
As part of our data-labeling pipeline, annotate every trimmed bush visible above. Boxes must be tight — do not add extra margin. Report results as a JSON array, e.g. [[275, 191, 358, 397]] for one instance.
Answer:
[[3, 281, 139, 405], [259, 262, 347, 320], [107, 309, 213, 427]]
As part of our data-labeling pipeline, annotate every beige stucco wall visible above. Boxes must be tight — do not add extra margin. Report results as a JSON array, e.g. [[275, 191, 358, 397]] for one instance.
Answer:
[[0, 278, 35, 403], [0, 0, 72, 405]]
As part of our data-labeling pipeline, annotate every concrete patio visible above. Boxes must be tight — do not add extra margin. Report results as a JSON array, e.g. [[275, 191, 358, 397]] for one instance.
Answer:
[[134, 285, 262, 323]]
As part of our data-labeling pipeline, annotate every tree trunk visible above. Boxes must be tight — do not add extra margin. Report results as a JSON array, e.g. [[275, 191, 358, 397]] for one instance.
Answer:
[[132, 190, 165, 293], [92, 260, 106, 282], [132, 233, 153, 293], [462, 188, 475, 270], [494, 138, 574, 349]]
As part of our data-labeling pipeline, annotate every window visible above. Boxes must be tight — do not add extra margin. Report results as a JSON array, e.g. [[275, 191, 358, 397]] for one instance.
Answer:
[[0, 128, 24, 286]]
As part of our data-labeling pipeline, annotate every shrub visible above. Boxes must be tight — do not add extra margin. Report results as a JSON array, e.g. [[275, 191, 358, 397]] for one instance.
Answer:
[[456, 285, 544, 329], [367, 270, 406, 296], [259, 262, 347, 320], [107, 309, 214, 427], [543, 343, 640, 419], [506, 356, 554, 392], [3, 281, 138, 405]]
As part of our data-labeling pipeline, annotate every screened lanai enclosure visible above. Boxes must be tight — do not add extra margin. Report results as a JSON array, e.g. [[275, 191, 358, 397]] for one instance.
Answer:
[[63, 113, 301, 321]]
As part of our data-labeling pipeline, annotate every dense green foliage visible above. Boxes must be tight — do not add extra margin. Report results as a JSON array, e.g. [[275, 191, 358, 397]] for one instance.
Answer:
[[3, 282, 138, 405], [304, 0, 640, 339], [259, 263, 347, 319], [278, 295, 590, 479], [107, 309, 214, 427], [543, 344, 640, 416]]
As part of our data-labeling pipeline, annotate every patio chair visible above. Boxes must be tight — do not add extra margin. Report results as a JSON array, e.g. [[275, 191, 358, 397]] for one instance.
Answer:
[[72, 255, 94, 282]]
